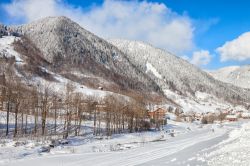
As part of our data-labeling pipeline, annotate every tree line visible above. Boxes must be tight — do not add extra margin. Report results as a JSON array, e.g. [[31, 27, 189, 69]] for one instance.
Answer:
[[0, 71, 151, 140]]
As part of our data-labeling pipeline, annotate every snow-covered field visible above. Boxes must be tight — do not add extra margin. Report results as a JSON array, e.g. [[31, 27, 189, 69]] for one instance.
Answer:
[[205, 121, 250, 166], [0, 119, 247, 166]]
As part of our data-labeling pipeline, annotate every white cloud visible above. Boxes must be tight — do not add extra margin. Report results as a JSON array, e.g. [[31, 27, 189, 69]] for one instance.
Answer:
[[217, 32, 250, 62], [2, 0, 195, 54], [188, 50, 212, 66]]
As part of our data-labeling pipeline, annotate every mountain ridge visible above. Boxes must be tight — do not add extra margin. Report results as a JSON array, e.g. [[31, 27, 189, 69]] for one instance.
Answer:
[[209, 65, 250, 89], [1, 16, 250, 109], [109, 39, 250, 106]]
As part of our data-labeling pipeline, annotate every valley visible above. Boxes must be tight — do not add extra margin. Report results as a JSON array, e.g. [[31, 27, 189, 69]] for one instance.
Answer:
[[0, 14, 250, 166]]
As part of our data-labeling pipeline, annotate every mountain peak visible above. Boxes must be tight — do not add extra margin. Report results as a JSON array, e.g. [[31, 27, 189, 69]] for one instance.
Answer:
[[28, 16, 74, 25], [11, 16, 96, 63]]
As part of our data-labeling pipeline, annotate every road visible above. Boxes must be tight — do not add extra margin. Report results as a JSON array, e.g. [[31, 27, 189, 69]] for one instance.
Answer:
[[139, 131, 229, 166], [4, 122, 240, 166], [140, 121, 244, 166]]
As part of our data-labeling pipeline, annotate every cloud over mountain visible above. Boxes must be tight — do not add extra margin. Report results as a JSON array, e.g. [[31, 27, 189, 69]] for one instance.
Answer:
[[2, 0, 194, 54], [190, 50, 212, 66], [217, 32, 250, 62]]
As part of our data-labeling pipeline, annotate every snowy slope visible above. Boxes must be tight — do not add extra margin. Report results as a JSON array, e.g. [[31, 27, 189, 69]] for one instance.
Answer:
[[210, 65, 250, 89], [0, 36, 125, 99], [9, 17, 162, 96], [109, 39, 250, 106], [163, 89, 248, 113], [0, 36, 22, 62]]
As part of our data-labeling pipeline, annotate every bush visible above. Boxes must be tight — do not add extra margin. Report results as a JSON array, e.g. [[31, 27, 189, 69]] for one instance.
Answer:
[[201, 114, 215, 124], [201, 117, 208, 124]]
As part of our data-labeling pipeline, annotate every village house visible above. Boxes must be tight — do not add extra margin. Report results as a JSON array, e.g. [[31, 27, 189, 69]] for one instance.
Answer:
[[241, 112, 250, 119], [225, 114, 238, 121], [148, 107, 167, 120], [147, 107, 168, 130], [236, 110, 244, 114], [222, 109, 234, 115]]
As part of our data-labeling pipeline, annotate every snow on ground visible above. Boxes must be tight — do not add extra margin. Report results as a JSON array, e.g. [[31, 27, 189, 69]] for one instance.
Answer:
[[0, 36, 23, 63], [164, 89, 248, 113], [204, 121, 250, 166], [0, 119, 237, 166], [29, 69, 131, 101], [31, 70, 110, 98], [146, 62, 162, 79], [1, 105, 249, 166], [0, 110, 95, 137], [139, 120, 249, 166]]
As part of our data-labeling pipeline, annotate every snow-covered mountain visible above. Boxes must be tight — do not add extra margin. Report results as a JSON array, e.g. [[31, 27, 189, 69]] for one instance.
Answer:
[[1, 16, 250, 112], [5, 17, 163, 98], [109, 39, 250, 107], [209, 65, 250, 89]]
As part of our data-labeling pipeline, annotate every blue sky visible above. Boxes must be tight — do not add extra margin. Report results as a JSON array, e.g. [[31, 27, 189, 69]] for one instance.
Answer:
[[163, 0, 250, 69], [1, 0, 250, 70]]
